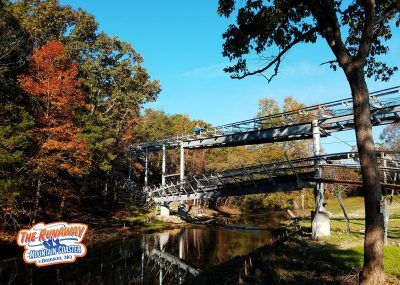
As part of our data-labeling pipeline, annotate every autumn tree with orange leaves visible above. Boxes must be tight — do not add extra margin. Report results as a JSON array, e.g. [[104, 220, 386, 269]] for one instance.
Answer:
[[19, 41, 90, 218]]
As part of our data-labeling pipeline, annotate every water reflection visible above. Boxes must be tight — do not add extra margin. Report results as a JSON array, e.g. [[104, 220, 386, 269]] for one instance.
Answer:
[[0, 219, 275, 285]]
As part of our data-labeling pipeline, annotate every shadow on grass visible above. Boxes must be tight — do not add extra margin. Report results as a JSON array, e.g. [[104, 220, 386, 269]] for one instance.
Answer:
[[390, 214, 400, 219], [187, 237, 360, 285], [387, 227, 400, 240]]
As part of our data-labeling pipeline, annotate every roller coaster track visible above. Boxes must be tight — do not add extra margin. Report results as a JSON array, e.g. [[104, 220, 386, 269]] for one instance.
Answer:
[[146, 151, 400, 203], [135, 86, 400, 150]]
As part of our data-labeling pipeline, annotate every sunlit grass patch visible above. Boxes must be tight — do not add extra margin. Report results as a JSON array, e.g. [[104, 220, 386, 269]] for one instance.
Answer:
[[299, 196, 400, 245], [333, 245, 400, 276], [325, 196, 365, 216]]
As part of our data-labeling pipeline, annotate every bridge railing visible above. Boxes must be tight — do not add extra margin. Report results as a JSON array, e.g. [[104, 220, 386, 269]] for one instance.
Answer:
[[146, 151, 400, 201]]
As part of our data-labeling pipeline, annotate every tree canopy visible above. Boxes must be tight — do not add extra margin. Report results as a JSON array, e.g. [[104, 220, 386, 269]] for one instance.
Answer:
[[218, 0, 399, 81], [0, 0, 161, 224]]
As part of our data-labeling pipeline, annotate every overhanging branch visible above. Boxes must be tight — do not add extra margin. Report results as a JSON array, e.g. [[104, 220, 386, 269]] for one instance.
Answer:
[[375, 1, 400, 26], [231, 27, 318, 80], [320, 59, 338, 66], [259, 55, 282, 83]]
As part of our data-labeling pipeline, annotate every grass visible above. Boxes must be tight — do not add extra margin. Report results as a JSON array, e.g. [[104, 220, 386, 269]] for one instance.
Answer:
[[325, 196, 366, 217], [333, 246, 400, 276], [297, 196, 400, 277], [191, 238, 363, 284], [299, 196, 400, 244], [190, 236, 400, 284]]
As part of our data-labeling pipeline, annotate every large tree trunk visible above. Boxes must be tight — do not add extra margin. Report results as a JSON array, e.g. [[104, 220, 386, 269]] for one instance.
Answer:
[[346, 68, 385, 284]]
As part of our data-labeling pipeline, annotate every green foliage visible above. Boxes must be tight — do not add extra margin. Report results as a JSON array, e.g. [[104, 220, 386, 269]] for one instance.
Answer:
[[8, 0, 161, 177], [0, 104, 33, 166], [218, 0, 399, 81], [0, 0, 161, 225], [134, 109, 208, 142], [0, 0, 34, 221]]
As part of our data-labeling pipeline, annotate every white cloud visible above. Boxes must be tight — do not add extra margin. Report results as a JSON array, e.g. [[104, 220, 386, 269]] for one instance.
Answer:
[[179, 63, 227, 79], [280, 61, 327, 77]]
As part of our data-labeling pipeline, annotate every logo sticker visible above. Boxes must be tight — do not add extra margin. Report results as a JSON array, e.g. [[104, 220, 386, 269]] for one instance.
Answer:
[[16, 222, 88, 267]]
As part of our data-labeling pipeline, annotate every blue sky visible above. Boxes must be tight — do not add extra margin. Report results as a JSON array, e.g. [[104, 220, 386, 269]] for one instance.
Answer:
[[62, 1, 400, 153]]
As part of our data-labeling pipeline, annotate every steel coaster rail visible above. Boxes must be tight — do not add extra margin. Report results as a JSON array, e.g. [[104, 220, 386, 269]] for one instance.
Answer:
[[207, 86, 400, 129], [136, 86, 400, 149]]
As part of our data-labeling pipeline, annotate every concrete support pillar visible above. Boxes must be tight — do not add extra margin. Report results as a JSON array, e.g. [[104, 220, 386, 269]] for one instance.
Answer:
[[140, 236, 145, 285], [144, 146, 149, 188], [312, 120, 330, 239], [160, 203, 170, 216], [159, 231, 170, 250], [162, 144, 166, 186]]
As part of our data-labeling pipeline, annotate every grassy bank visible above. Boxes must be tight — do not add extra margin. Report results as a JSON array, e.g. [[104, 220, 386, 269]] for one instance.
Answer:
[[301, 196, 400, 277]]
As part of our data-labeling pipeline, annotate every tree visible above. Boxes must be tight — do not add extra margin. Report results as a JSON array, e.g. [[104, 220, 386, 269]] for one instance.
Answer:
[[19, 41, 90, 217], [380, 124, 400, 149], [10, 0, 161, 202], [218, 1, 399, 283], [134, 109, 210, 181], [0, 0, 34, 227], [257, 96, 312, 157]]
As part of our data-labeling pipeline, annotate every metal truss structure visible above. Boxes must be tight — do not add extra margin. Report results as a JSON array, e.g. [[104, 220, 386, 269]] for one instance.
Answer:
[[135, 86, 400, 151], [146, 151, 400, 203]]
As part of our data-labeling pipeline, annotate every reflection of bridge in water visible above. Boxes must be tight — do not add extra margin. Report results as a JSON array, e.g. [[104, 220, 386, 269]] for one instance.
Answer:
[[145, 229, 201, 284], [2, 224, 275, 284], [132, 86, 400, 240], [138, 225, 273, 285]]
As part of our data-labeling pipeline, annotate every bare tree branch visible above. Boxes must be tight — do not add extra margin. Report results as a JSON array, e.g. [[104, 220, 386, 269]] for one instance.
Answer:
[[231, 27, 318, 80], [320, 59, 338, 66], [259, 55, 282, 83]]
